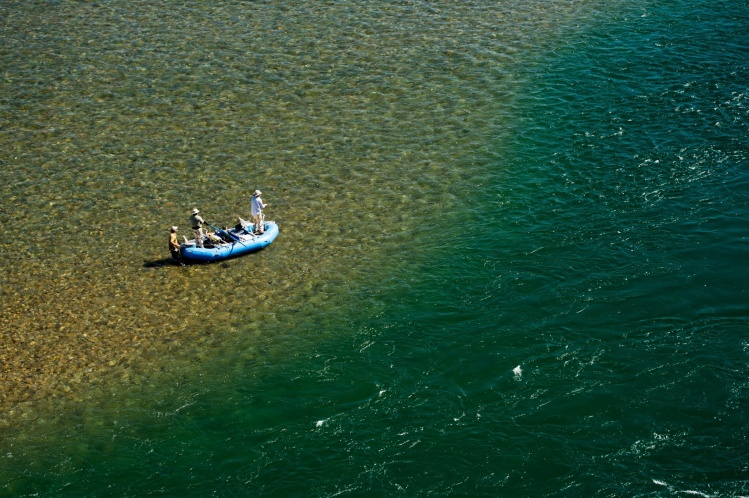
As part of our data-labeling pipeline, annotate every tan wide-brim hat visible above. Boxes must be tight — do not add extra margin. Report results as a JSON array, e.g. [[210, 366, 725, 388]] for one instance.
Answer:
[[253, 190, 262, 197], [191, 208, 200, 214]]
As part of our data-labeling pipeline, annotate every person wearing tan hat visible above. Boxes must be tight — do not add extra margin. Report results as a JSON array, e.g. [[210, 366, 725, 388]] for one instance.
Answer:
[[168, 226, 183, 265], [189, 208, 206, 247], [250, 190, 269, 234]]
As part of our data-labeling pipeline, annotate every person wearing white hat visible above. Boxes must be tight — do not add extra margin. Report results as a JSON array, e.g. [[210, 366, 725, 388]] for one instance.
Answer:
[[250, 190, 269, 234], [168, 226, 183, 265], [189, 208, 206, 247]]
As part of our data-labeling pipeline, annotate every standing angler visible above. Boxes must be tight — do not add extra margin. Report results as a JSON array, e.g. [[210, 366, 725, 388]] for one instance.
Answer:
[[251, 190, 269, 235], [190, 208, 206, 247], [168, 226, 183, 265]]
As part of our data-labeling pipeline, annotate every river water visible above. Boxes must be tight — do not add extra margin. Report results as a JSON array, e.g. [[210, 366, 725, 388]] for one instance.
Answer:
[[1, 0, 747, 496]]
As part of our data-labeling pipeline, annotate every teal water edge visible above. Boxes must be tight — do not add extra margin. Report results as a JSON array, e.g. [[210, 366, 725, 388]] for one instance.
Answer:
[[1, 0, 748, 496]]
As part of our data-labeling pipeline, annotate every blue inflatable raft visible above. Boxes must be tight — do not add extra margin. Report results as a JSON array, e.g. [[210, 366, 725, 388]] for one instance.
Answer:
[[180, 220, 279, 262]]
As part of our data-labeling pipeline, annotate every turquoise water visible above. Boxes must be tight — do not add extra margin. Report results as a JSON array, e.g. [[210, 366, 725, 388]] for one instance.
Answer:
[[2, 0, 748, 496]]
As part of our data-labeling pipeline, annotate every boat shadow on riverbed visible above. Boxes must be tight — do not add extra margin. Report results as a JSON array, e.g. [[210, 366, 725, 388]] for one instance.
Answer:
[[142, 258, 232, 269]]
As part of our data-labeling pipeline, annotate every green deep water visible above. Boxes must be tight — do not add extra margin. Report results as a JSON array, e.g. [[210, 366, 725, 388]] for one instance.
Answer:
[[1, 0, 748, 496]]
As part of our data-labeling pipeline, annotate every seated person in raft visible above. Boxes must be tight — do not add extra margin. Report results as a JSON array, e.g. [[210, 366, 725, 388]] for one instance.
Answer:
[[204, 232, 225, 247]]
